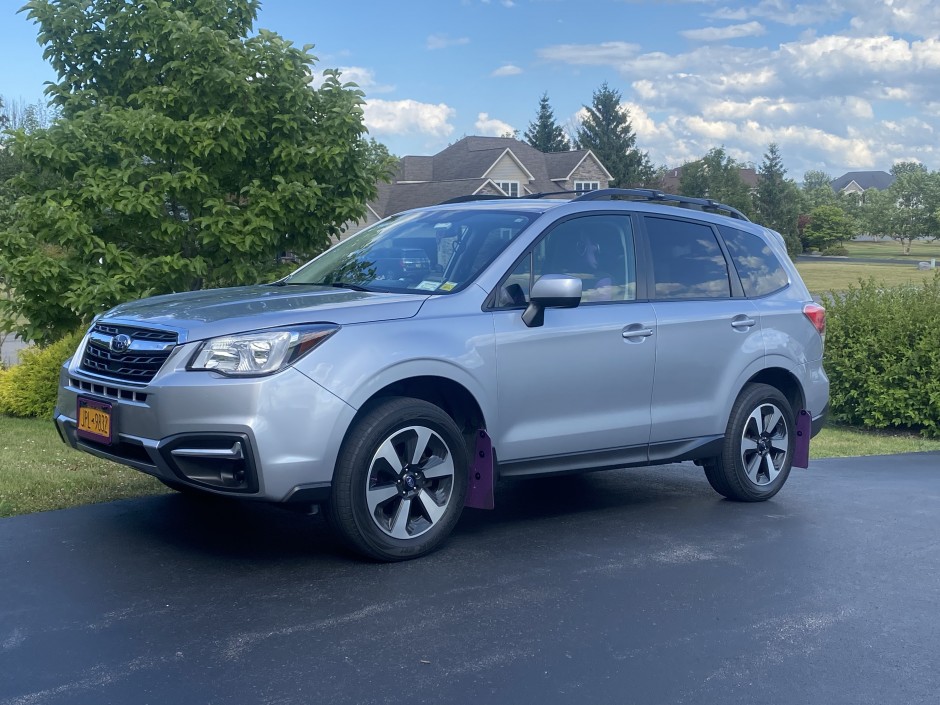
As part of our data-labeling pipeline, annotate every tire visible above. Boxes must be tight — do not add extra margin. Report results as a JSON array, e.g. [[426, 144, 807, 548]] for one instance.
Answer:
[[703, 383, 795, 502], [326, 397, 469, 561]]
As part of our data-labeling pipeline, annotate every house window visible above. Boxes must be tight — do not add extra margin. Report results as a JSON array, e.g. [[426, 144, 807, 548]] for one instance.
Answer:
[[574, 181, 600, 193], [495, 181, 520, 197]]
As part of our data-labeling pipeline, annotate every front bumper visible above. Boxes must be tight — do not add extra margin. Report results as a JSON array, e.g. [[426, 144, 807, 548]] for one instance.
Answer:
[[55, 352, 356, 502]]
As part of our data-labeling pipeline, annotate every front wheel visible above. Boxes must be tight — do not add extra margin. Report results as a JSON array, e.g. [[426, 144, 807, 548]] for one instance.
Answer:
[[327, 397, 468, 561], [703, 384, 795, 502]]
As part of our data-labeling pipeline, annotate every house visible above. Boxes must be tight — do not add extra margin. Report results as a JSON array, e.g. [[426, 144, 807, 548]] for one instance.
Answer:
[[344, 136, 613, 236], [659, 166, 759, 194], [830, 171, 895, 195]]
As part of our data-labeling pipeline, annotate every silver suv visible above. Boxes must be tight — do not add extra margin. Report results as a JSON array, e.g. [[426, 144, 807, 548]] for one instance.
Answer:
[[55, 189, 829, 561]]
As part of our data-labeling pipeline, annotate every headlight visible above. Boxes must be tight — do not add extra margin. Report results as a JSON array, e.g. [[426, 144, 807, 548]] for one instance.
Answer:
[[188, 324, 339, 376]]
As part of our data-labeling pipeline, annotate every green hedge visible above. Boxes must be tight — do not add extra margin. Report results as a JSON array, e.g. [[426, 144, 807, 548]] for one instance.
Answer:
[[0, 330, 83, 418], [823, 273, 940, 436]]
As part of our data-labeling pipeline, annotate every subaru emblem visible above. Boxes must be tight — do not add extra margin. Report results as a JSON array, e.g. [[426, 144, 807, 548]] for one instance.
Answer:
[[110, 333, 132, 353]]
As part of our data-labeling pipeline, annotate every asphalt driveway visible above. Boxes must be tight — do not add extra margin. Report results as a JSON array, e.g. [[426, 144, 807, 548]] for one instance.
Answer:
[[2, 453, 939, 705]]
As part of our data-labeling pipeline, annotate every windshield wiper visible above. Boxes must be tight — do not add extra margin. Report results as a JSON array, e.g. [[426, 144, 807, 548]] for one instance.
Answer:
[[325, 281, 372, 292]]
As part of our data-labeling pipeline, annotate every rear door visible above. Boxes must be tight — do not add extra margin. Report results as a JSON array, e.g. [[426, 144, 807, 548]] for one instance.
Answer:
[[639, 215, 764, 451]]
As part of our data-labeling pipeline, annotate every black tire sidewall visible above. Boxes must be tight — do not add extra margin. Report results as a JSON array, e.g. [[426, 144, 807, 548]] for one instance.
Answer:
[[329, 397, 469, 561]]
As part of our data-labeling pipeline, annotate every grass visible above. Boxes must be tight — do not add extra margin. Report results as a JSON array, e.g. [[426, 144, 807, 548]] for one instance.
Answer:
[[0, 415, 167, 518], [1, 414, 939, 518], [795, 260, 936, 294], [843, 240, 940, 259]]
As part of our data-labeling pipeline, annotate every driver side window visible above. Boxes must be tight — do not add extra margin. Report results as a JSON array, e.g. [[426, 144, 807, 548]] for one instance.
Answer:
[[496, 214, 636, 307]]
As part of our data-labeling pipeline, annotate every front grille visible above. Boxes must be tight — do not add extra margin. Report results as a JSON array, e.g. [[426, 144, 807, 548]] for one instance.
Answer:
[[79, 323, 178, 384]]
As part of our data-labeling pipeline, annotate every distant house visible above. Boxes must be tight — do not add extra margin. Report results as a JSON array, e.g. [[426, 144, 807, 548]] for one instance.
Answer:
[[659, 165, 759, 194], [344, 136, 613, 236], [830, 171, 895, 195]]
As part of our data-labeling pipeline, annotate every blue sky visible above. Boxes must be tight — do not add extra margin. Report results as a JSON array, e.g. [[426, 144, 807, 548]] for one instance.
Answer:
[[2, 0, 939, 180]]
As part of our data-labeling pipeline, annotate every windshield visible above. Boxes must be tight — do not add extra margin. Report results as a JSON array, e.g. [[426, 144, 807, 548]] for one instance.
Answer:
[[283, 208, 538, 293]]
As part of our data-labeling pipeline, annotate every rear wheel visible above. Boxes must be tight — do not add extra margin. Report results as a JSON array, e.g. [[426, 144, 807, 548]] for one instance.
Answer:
[[703, 384, 795, 502], [327, 397, 468, 561]]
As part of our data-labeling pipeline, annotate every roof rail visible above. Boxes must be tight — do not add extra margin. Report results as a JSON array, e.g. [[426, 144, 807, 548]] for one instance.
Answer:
[[437, 194, 511, 205], [438, 190, 582, 205], [572, 188, 750, 221]]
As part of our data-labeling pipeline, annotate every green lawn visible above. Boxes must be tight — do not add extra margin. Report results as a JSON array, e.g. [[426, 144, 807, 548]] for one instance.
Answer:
[[1, 415, 938, 518], [843, 239, 940, 259], [0, 415, 167, 518], [795, 260, 937, 295]]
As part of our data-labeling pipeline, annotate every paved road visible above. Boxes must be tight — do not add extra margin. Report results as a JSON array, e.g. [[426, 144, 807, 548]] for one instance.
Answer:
[[2, 453, 939, 705]]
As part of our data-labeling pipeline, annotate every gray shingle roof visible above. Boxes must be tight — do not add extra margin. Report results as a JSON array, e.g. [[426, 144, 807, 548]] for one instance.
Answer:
[[370, 137, 605, 218], [830, 171, 895, 192]]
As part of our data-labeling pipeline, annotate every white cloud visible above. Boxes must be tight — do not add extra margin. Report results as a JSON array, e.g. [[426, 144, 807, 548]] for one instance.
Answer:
[[492, 64, 523, 77], [475, 112, 516, 136], [536, 41, 639, 65], [681, 21, 766, 42], [427, 34, 470, 50], [364, 99, 456, 138]]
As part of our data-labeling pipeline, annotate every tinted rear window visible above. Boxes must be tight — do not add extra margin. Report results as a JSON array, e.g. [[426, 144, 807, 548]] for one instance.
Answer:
[[645, 217, 731, 299], [719, 225, 789, 297]]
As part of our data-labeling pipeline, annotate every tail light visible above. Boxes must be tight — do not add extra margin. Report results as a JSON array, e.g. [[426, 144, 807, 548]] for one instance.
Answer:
[[803, 303, 826, 341]]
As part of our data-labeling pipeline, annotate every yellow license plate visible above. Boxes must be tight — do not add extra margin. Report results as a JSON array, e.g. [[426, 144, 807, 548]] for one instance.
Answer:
[[77, 398, 112, 444]]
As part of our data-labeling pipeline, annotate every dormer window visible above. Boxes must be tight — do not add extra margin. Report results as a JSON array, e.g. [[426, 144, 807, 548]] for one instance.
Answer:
[[495, 181, 520, 197], [574, 181, 600, 193]]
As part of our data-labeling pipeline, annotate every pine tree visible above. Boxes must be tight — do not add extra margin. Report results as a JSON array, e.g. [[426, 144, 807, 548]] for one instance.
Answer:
[[755, 143, 801, 254], [523, 92, 570, 153], [574, 82, 654, 187]]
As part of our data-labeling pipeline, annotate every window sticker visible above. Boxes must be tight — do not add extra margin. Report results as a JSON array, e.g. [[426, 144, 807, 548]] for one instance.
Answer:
[[438, 281, 458, 291], [415, 280, 441, 291]]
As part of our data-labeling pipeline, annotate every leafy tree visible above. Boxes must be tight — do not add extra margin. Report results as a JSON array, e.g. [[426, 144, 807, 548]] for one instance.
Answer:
[[754, 143, 801, 254], [1, 0, 387, 344], [678, 147, 754, 218], [800, 170, 836, 210], [524, 92, 570, 153], [873, 162, 940, 253], [574, 82, 655, 187], [805, 204, 853, 250]]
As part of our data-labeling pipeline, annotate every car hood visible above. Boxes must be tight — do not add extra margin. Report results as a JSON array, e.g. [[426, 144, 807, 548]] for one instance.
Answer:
[[100, 285, 430, 341]]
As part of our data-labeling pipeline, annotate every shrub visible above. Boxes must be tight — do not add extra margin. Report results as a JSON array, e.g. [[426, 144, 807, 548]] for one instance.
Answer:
[[0, 330, 83, 418], [821, 245, 850, 256], [823, 273, 940, 436]]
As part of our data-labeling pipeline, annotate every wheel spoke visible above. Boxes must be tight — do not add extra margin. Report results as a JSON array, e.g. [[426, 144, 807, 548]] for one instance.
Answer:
[[389, 498, 412, 539], [375, 438, 403, 473], [745, 409, 763, 439], [367, 484, 399, 514], [421, 453, 455, 480], [410, 427, 434, 466], [417, 489, 447, 525], [745, 453, 762, 483], [762, 452, 778, 483], [741, 437, 759, 452], [764, 407, 783, 435]]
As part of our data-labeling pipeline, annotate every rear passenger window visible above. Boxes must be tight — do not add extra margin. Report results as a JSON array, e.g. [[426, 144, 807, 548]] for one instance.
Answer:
[[645, 217, 731, 299], [720, 225, 789, 297]]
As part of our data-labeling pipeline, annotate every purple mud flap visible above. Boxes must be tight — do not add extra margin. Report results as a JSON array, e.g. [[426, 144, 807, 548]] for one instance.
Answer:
[[793, 409, 811, 469], [465, 429, 495, 509]]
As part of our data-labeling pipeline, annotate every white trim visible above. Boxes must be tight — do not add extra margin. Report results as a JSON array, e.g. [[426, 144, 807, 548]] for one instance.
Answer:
[[366, 203, 381, 219], [395, 180, 430, 184], [564, 150, 614, 181], [481, 148, 536, 182], [472, 179, 500, 195], [494, 180, 520, 197]]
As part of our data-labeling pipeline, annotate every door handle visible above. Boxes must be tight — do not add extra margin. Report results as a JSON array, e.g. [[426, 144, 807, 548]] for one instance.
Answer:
[[622, 324, 654, 339], [731, 315, 757, 330]]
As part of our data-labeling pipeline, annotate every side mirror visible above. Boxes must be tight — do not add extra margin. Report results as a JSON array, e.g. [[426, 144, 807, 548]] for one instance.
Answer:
[[522, 274, 582, 327]]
